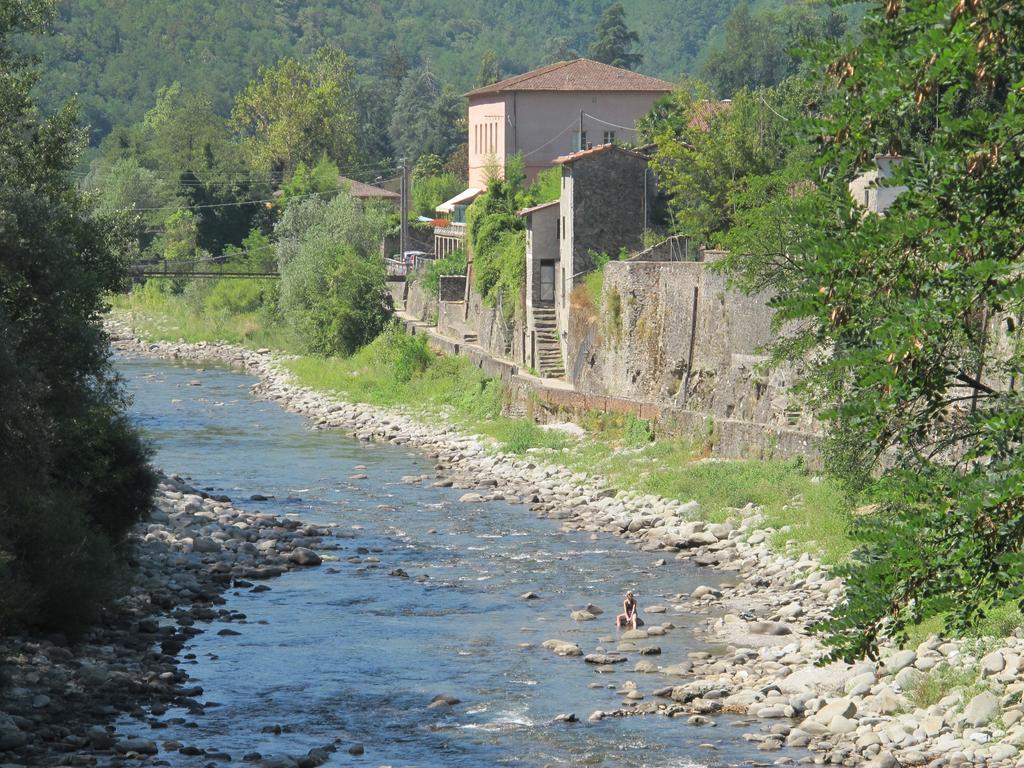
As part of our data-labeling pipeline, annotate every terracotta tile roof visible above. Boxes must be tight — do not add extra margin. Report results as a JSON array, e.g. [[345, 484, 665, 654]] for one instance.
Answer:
[[517, 199, 560, 217], [466, 58, 674, 97], [553, 143, 650, 165], [339, 176, 400, 200]]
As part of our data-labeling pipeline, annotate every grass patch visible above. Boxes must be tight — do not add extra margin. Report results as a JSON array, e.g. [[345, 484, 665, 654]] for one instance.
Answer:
[[110, 287, 292, 350], [549, 438, 853, 565], [904, 602, 1024, 649], [904, 663, 985, 711]]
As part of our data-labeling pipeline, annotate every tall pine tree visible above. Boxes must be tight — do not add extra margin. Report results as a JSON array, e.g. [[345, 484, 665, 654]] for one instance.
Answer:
[[588, 3, 642, 70]]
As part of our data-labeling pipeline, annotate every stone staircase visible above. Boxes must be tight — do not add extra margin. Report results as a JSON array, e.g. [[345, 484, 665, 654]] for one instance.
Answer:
[[532, 307, 565, 379]]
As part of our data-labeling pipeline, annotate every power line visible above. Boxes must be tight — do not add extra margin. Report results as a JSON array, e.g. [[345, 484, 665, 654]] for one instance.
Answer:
[[521, 121, 579, 159], [758, 93, 790, 122], [582, 112, 639, 132]]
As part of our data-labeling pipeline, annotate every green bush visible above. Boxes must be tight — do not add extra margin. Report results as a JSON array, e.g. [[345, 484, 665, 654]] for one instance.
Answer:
[[494, 419, 570, 454], [623, 416, 654, 447], [372, 321, 431, 382], [205, 279, 265, 315], [474, 228, 525, 319], [413, 172, 463, 217], [277, 193, 394, 355]]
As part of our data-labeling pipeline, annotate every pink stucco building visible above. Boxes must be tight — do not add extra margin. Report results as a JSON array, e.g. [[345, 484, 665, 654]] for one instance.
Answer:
[[463, 58, 674, 189]]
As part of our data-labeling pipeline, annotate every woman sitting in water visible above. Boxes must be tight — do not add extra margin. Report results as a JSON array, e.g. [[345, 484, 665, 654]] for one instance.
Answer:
[[616, 591, 639, 630]]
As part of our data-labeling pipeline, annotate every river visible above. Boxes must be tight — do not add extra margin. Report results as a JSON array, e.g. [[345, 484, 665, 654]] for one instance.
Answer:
[[115, 355, 791, 767]]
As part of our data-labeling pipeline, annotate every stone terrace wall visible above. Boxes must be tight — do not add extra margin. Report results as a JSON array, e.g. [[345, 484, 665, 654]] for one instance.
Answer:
[[567, 258, 817, 443]]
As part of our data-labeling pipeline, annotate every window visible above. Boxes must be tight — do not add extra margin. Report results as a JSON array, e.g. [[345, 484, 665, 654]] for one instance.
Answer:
[[603, 130, 615, 144], [556, 217, 560, 239]]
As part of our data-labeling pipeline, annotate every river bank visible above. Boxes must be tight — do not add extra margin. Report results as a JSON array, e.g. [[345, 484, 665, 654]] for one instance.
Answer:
[[0, 473, 352, 767], [101, 318, 1024, 768]]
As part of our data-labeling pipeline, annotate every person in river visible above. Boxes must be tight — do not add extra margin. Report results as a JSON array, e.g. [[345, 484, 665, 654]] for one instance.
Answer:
[[616, 591, 639, 630]]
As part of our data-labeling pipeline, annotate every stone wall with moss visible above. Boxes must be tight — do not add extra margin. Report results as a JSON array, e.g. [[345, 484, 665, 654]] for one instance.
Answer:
[[566, 257, 817, 436]]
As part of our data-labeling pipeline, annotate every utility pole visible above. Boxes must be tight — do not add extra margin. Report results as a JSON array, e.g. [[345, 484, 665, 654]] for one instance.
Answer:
[[399, 158, 409, 262]]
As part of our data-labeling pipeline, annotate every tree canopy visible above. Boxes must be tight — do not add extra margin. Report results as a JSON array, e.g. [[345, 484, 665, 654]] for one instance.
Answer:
[[719, 0, 1024, 660], [232, 46, 359, 178], [588, 3, 643, 70], [1, 0, 155, 632]]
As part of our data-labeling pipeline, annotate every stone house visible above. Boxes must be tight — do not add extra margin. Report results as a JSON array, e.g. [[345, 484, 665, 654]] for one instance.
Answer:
[[553, 143, 656, 342], [512, 143, 656, 375]]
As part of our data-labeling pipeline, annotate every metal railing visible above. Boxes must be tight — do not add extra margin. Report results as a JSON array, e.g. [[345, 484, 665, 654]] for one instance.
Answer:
[[384, 253, 436, 277]]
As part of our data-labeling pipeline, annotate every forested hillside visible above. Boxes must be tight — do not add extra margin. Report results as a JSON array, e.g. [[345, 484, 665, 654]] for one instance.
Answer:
[[24, 0, 783, 144]]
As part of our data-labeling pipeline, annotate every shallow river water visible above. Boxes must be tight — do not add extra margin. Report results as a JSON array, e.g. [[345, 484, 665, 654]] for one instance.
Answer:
[[116, 356, 792, 767]]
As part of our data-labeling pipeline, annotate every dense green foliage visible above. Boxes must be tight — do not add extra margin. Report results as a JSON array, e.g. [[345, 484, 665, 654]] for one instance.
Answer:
[[276, 193, 393, 356], [419, 249, 467, 298], [720, 0, 1024, 659], [700, 2, 849, 97], [588, 3, 643, 70], [467, 158, 564, 319], [0, 1, 156, 632], [644, 78, 804, 242], [20, 0, 816, 149], [389, 68, 464, 165], [232, 46, 359, 178]]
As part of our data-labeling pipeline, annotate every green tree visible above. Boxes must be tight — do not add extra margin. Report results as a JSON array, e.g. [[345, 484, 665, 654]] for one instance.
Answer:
[[724, 0, 1024, 660], [83, 156, 183, 256], [389, 68, 463, 163], [0, 0, 156, 632], [280, 156, 342, 207], [701, 3, 848, 97], [543, 35, 580, 64], [355, 79, 395, 167], [588, 3, 642, 70], [475, 49, 502, 87], [276, 192, 393, 355], [645, 78, 796, 242], [232, 45, 358, 178]]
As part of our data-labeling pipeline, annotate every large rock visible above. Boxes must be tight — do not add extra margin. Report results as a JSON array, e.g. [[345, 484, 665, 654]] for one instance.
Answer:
[[0, 720, 26, 751], [584, 653, 626, 665], [981, 650, 1006, 676], [814, 698, 856, 723], [571, 610, 596, 622], [750, 621, 793, 636], [963, 690, 1000, 727], [885, 649, 917, 674], [192, 536, 221, 553], [116, 738, 159, 755], [542, 639, 582, 657], [894, 666, 925, 691], [288, 547, 322, 566]]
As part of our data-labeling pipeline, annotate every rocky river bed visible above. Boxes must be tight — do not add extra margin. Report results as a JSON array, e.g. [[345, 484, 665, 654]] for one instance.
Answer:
[[4, 322, 1024, 767]]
